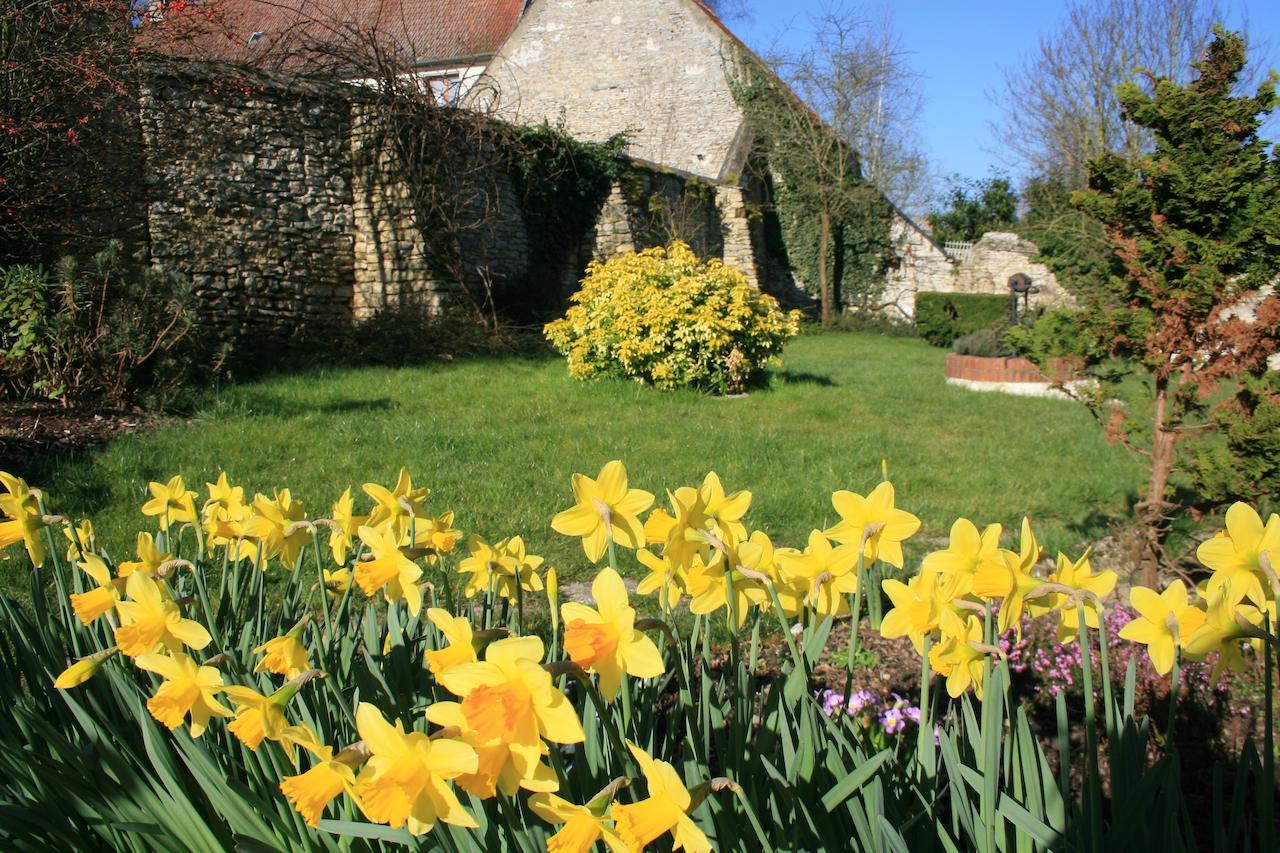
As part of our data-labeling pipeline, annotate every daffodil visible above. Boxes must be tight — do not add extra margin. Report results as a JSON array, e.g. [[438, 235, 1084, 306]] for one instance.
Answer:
[[972, 518, 1046, 636], [117, 532, 171, 578], [880, 569, 944, 654], [552, 461, 653, 563], [254, 628, 311, 679], [0, 471, 46, 567], [424, 608, 477, 676], [636, 548, 687, 611], [824, 481, 921, 568], [1196, 502, 1280, 606], [1031, 550, 1117, 642], [323, 567, 351, 597], [141, 476, 198, 530], [405, 511, 462, 561], [928, 611, 989, 699], [63, 518, 95, 562], [562, 567, 664, 701], [354, 525, 423, 616], [202, 473, 248, 547], [68, 554, 120, 625], [457, 535, 544, 600], [920, 518, 1002, 601], [611, 741, 712, 853], [776, 530, 861, 617], [1118, 581, 1207, 675], [279, 726, 363, 827], [363, 468, 430, 542], [135, 652, 231, 737], [328, 487, 366, 564], [353, 702, 478, 836], [243, 490, 309, 569], [429, 636, 583, 797], [222, 685, 293, 751], [1185, 583, 1264, 681], [529, 792, 629, 853], [114, 571, 211, 657]]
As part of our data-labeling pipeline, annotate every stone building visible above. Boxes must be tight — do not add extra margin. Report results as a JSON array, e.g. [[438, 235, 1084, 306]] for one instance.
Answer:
[[144, 0, 954, 323]]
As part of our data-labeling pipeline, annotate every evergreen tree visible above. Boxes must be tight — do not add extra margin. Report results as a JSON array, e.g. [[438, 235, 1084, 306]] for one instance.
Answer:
[[1072, 29, 1280, 584]]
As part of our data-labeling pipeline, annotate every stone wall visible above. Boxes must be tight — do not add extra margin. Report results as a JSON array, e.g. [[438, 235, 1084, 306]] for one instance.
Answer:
[[134, 64, 770, 352], [139, 71, 357, 345], [882, 225, 1074, 320], [486, 0, 750, 182]]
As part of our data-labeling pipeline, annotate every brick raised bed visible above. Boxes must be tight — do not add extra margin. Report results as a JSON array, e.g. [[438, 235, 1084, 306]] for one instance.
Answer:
[[944, 354, 1077, 384]]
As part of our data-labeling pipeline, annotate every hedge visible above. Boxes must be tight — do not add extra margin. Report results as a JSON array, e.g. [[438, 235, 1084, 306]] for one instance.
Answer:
[[915, 292, 1009, 348]]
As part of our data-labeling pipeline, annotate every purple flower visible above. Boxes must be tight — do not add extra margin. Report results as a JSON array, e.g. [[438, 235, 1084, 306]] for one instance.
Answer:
[[880, 707, 907, 734]]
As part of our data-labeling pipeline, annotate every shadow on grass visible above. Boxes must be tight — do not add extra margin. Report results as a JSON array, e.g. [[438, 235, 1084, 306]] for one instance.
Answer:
[[776, 370, 837, 387]]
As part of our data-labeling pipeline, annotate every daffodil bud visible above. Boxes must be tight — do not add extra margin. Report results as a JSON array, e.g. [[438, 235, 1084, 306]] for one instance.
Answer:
[[547, 567, 560, 633], [54, 646, 118, 689]]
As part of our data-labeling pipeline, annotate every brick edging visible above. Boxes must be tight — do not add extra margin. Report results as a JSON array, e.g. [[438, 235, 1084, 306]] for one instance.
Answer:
[[944, 353, 1076, 383]]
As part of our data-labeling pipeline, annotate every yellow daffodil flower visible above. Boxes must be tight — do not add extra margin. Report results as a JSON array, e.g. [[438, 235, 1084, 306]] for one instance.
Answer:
[[1118, 580, 1207, 675], [117, 532, 171, 578], [928, 610, 989, 699], [253, 629, 311, 679], [824, 481, 921, 569], [880, 569, 944, 654], [636, 548, 687, 611], [1185, 583, 1263, 681], [0, 471, 47, 567], [458, 535, 544, 600], [279, 726, 362, 827], [135, 652, 231, 737], [611, 741, 712, 853], [552, 461, 653, 563], [424, 608, 478, 676], [323, 567, 351, 597], [354, 525, 423, 616], [562, 567, 665, 701], [244, 490, 309, 569], [63, 518, 95, 562], [353, 702, 478, 836], [68, 554, 120, 626], [1032, 550, 1117, 643], [327, 487, 366, 565], [405, 511, 462, 561], [141, 476, 198, 530], [430, 636, 583, 796], [776, 530, 861, 617], [222, 685, 293, 751], [972, 518, 1045, 636], [114, 571, 211, 657], [1196, 502, 1280, 606], [529, 792, 629, 853], [202, 473, 248, 547], [920, 518, 1002, 601], [363, 468, 430, 542]]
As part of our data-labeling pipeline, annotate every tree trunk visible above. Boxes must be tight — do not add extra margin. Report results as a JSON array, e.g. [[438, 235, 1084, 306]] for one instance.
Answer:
[[1138, 379, 1174, 587], [818, 207, 832, 327]]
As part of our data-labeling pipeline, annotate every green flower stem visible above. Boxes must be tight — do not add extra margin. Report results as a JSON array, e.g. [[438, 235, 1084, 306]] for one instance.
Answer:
[[1263, 607, 1274, 853], [310, 530, 334, 652], [916, 634, 934, 780], [1077, 607, 1103, 853]]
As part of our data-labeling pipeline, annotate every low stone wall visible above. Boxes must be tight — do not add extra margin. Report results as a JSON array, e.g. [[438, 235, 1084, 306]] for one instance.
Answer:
[[884, 227, 1074, 321]]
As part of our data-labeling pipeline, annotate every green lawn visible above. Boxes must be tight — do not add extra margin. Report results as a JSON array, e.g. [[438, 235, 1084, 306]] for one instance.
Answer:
[[5, 332, 1144, 587]]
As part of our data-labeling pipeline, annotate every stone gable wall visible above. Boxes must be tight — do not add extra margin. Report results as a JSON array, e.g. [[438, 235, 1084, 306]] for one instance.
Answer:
[[486, 0, 748, 182]]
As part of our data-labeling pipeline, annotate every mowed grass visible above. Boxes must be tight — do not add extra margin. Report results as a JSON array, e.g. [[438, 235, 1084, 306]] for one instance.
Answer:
[[7, 333, 1144, 587]]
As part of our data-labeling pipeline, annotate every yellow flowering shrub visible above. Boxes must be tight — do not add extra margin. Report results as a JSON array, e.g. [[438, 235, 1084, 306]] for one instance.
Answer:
[[544, 242, 801, 393]]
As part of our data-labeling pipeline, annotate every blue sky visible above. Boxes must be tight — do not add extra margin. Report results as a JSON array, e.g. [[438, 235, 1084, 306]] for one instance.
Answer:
[[729, 1, 1279, 189]]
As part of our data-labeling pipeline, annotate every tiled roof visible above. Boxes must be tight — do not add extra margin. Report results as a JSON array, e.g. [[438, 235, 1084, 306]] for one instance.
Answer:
[[145, 0, 527, 68]]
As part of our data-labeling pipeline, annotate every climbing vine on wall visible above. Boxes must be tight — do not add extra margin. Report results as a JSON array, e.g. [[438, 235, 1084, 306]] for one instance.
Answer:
[[727, 52, 895, 317], [508, 123, 627, 320]]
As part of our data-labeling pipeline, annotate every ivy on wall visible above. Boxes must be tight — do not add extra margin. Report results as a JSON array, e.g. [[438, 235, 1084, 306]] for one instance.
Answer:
[[507, 122, 627, 320], [727, 54, 895, 317]]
